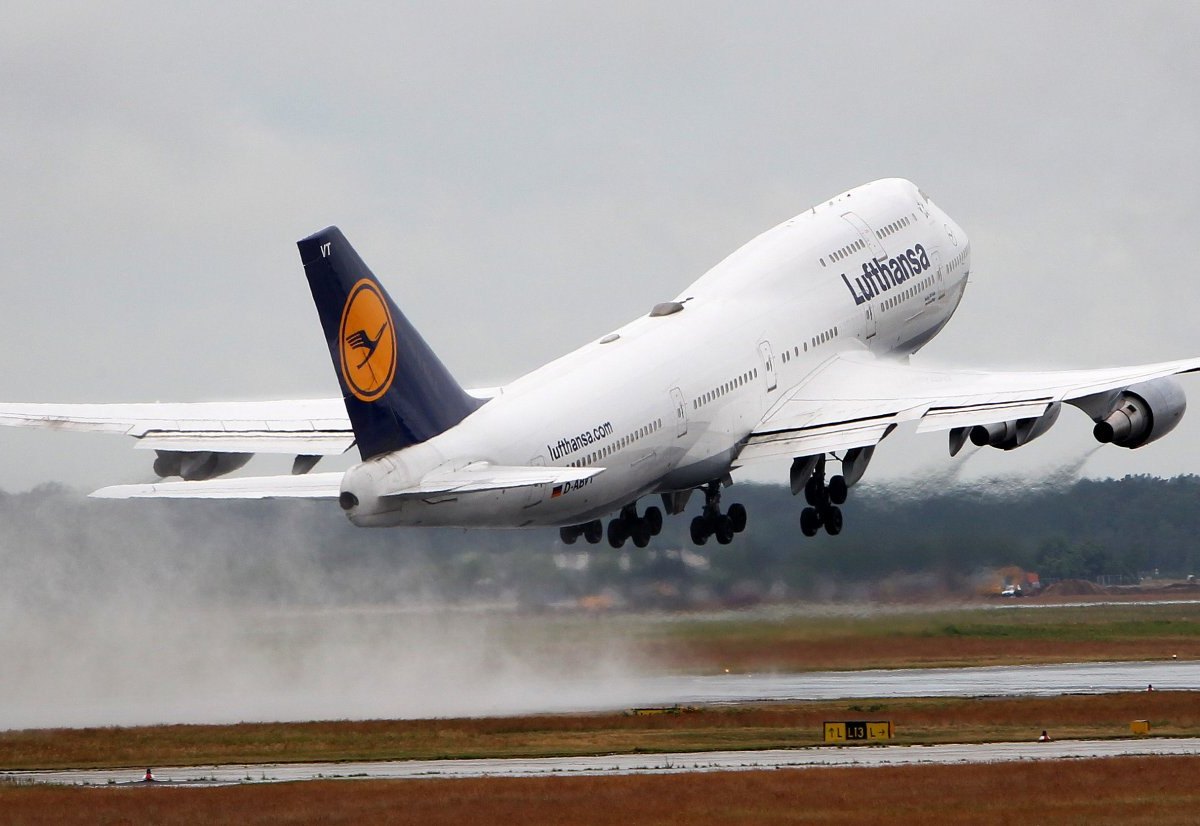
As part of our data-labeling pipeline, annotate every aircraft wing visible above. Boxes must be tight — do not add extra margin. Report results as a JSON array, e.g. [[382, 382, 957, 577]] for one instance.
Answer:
[[0, 399, 355, 455], [0, 388, 501, 457], [90, 463, 603, 500], [740, 351, 1200, 462]]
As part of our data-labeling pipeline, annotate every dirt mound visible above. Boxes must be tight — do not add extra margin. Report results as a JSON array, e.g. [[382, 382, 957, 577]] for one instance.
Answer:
[[1042, 579, 1109, 596]]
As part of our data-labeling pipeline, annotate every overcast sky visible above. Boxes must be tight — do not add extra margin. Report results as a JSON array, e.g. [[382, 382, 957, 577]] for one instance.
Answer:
[[2, 1, 1198, 492]]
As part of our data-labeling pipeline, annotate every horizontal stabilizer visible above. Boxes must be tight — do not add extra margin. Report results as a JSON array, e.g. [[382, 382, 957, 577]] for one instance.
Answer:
[[383, 462, 604, 498], [91, 472, 345, 500]]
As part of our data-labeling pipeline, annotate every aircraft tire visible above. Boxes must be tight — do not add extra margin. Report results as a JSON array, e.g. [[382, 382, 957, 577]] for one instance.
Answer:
[[631, 519, 652, 548], [804, 476, 826, 507], [800, 507, 820, 537], [690, 515, 710, 546], [559, 526, 578, 545], [728, 503, 747, 533], [823, 506, 843, 536], [828, 476, 848, 505], [644, 506, 664, 536], [583, 520, 604, 544], [715, 515, 735, 545], [608, 519, 627, 548]]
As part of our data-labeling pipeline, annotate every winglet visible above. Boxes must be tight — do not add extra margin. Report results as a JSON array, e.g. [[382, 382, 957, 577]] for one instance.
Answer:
[[298, 227, 484, 459]]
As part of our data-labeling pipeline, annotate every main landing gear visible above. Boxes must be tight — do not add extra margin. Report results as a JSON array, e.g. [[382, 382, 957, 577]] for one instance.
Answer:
[[799, 455, 845, 537], [560, 507, 662, 549], [601, 503, 664, 549], [559, 519, 604, 546], [689, 481, 747, 546]]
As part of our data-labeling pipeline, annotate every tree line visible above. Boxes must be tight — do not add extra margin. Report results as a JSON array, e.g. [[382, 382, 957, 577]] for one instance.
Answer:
[[0, 475, 1195, 608]]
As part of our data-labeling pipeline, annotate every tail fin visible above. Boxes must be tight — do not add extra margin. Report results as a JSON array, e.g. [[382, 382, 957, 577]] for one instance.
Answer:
[[297, 227, 483, 460]]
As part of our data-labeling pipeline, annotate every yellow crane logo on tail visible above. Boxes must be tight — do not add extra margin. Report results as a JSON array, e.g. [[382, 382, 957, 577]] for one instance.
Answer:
[[339, 279, 397, 402]]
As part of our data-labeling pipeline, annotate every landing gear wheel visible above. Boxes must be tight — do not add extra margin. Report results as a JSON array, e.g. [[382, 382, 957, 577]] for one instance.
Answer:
[[822, 506, 843, 536], [804, 476, 825, 506], [644, 506, 663, 536], [631, 519, 652, 548], [559, 526, 578, 545], [690, 515, 710, 546], [583, 520, 604, 544], [800, 507, 821, 537], [714, 514, 735, 545], [727, 503, 747, 533], [828, 475, 848, 506], [607, 519, 627, 549]]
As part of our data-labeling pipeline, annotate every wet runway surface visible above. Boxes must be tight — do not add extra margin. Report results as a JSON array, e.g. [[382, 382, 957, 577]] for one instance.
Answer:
[[614, 659, 1199, 710], [10, 738, 1200, 787], [6, 660, 1196, 786]]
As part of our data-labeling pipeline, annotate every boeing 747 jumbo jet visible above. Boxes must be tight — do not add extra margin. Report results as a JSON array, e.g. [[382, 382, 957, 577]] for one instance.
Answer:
[[2, 178, 1198, 548]]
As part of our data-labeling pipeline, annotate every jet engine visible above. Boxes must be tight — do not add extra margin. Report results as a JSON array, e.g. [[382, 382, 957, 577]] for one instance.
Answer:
[[1092, 378, 1187, 448], [951, 403, 1061, 454], [153, 450, 253, 481]]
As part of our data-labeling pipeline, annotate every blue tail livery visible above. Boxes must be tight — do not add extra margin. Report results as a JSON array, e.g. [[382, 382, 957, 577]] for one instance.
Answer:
[[297, 226, 483, 459]]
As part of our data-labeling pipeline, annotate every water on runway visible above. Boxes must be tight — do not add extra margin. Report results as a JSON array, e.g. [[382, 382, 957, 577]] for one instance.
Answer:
[[9, 737, 1200, 787]]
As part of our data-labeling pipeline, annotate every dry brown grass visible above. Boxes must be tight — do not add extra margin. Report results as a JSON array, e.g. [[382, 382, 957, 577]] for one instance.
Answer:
[[3, 755, 1199, 825], [2, 691, 1195, 771]]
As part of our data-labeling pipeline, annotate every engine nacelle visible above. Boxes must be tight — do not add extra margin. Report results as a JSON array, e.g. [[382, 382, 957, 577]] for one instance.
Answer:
[[961, 403, 1062, 452], [1093, 378, 1187, 448], [153, 450, 253, 481]]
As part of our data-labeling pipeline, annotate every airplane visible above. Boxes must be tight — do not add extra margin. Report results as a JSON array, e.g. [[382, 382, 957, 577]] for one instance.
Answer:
[[2, 178, 1197, 549]]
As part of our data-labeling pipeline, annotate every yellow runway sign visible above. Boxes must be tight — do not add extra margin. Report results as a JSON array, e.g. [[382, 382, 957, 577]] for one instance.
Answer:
[[823, 721, 894, 743]]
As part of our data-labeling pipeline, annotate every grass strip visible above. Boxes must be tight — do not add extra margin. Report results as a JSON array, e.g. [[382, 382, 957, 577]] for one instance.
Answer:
[[1, 691, 1195, 771], [628, 601, 1200, 672]]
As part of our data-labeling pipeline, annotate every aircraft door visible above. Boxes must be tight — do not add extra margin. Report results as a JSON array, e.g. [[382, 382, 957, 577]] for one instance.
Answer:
[[670, 387, 688, 437], [524, 454, 546, 507], [932, 248, 945, 300], [757, 341, 778, 392], [841, 212, 887, 259]]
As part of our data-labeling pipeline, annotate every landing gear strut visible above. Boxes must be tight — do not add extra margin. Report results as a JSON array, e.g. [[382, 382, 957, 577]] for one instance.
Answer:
[[689, 481, 747, 546], [604, 503, 664, 549], [799, 455, 844, 537]]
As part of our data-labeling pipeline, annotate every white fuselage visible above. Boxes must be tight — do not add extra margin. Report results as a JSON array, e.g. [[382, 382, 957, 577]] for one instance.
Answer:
[[341, 178, 971, 527]]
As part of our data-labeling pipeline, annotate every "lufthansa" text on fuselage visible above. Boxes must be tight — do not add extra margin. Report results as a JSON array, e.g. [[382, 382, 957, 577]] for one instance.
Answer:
[[840, 244, 930, 306]]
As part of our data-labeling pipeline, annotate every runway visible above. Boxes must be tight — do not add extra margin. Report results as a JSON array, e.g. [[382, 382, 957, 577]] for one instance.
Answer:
[[620, 659, 1199, 709], [9, 737, 1200, 787], [2, 658, 1195, 731], [5, 659, 1197, 786]]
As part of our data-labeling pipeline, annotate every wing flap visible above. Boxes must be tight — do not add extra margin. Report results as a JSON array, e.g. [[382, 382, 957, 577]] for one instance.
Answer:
[[741, 417, 897, 461], [134, 432, 356, 454], [915, 399, 1054, 433]]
